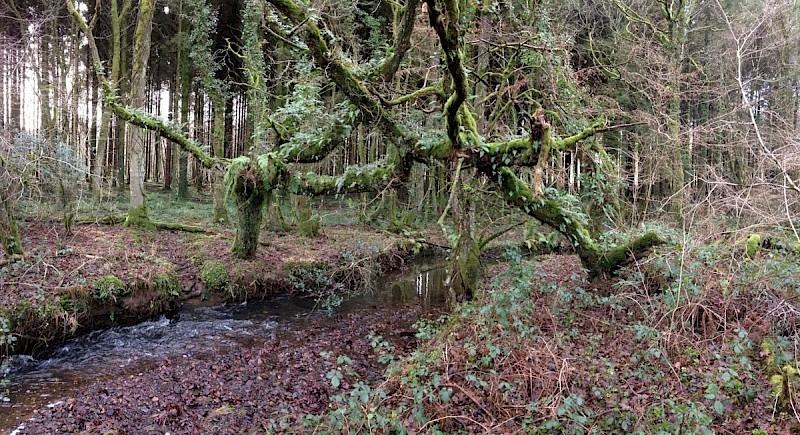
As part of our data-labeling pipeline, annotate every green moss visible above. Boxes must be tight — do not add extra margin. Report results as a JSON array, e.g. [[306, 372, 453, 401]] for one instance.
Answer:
[[451, 239, 482, 299], [290, 161, 395, 196], [745, 234, 761, 259], [125, 205, 155, 229], [201, 261, 230, 293], [90, 275, 130, 302], [762, 338, 799, 412], [295, 196, 321, 237], [153, 272, 181, 299], [225, 158, 270, 259], [597, 232, 664, 271]]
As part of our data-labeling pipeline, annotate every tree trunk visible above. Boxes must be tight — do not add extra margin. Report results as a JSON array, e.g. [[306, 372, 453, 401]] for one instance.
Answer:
[[212, 95, 228, 222], [447, 176, 480, 300], [0, 159, 23, 256], [0, 199, 23, 256], [39, 31, 53, 139], [229, 160, 268, 259], [176, 40, 191, 200], [10, 46, 21, 131], [125, 0, 157, 227]]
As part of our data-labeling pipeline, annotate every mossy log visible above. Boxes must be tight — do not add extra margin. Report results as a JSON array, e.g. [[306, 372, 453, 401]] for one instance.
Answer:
[[152, 222, 208, 233], [77, 215, 128, 225], [76, 215, 206, 233]]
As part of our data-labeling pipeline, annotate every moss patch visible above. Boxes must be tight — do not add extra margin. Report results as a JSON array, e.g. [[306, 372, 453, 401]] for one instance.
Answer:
[[90, 275, 130, 302], [124, 205, 156, 229], [745, 233, 761, 259], [200, 261, 230, 293]]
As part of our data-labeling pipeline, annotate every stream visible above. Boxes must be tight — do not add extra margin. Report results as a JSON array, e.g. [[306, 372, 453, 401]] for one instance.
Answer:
[[0, 263, 449, 432]]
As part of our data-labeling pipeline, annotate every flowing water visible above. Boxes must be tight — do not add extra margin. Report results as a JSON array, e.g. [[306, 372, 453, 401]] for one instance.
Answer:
[[0, 263, 448, 432]]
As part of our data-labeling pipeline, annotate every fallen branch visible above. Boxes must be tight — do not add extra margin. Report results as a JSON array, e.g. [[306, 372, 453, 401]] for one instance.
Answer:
[[77, 215, 127, 225], [152, 222, 209, 233]]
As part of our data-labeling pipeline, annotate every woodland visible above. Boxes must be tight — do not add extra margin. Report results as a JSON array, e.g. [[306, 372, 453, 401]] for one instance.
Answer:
[[1, 0, 800, 432]]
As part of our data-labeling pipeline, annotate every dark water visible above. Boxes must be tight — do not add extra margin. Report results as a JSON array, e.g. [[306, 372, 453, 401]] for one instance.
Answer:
[[0, 263, 448, 433]]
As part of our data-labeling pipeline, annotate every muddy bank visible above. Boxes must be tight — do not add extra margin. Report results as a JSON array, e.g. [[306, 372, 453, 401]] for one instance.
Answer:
[[0, 220, 442, 355]]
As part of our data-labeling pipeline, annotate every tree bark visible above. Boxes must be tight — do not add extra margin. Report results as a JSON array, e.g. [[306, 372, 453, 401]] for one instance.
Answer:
[[125, 0, 157, 227]]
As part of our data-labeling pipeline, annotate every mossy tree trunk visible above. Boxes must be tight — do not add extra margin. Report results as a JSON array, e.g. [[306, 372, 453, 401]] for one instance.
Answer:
[[0, 196, 22, 257], [94, 0, 133, 200], [0, 201, 23, 256], [447, 177, 480, 300], [0, 159, 23, 256], [229, 159, 270, 259], [125, 0, 157, 228]]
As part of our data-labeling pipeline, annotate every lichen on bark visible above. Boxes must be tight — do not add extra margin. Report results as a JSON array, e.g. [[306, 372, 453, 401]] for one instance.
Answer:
[[225, 157, 275, 259]]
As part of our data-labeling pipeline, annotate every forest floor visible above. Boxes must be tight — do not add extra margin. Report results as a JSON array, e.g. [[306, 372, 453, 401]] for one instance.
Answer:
[[8, 252, 800, 434], [3, 190, 800, 433], [11, 302, 438, 433]]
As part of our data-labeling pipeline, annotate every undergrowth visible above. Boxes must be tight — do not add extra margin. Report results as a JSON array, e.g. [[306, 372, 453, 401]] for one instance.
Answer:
[[0, 316, 14, 402], [286, 238, 800, 433]]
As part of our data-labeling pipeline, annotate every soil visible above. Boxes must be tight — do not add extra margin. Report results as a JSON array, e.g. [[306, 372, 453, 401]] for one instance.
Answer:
[[1, 219, 418, 307]]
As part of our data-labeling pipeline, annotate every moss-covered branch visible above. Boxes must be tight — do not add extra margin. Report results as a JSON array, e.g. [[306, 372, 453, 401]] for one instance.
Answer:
[[386, 86, 445, 106], [553, 119, 607, 150], [425, 0, 471, 148], [379, 0, 420, 81], [268, 0, 399, 136], [108, 103, 217, 169], [492, 166, 663, 273], [67, 0, 218, 170], [287, 161, 396, 196], [275, 107, 361, 163]]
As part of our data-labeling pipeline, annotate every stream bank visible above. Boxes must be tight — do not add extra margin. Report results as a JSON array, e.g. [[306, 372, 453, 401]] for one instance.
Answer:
[[0, 220, 442, 356], [2, 262, 449, 433]]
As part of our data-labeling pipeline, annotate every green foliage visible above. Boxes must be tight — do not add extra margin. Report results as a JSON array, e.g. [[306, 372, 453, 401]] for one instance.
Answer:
[[745, 233, 761, 259], [185, 0, 225, 98], [522, 222, 559, 252], [0, 315, 16, 402], [200, 261, 229, 293], [287, 261, 343, 312], [90, 275, 129, 302], [762, 337, 800, 413], [387, 207, 414, 234], [272, 60, 326, 132]]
